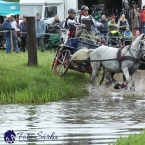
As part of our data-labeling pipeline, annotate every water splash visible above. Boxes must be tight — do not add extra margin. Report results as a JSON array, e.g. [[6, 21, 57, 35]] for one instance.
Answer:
[[87, 76, 145, 98]]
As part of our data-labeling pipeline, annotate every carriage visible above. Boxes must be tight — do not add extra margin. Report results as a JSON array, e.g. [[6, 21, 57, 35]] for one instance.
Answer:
[[51, 34, 105, 86]]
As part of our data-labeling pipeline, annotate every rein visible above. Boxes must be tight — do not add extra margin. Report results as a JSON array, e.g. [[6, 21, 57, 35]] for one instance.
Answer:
[[74, 39, 145, 64], [118, 45, 142, 63], [117, 39, 145, 72]]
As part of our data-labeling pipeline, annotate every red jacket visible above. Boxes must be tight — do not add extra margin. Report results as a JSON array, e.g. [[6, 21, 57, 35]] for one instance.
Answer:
[[140, 9, 145, 22]]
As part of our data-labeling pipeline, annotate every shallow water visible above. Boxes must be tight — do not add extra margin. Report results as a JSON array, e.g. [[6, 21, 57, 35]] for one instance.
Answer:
[[0, 88, 145, 145]]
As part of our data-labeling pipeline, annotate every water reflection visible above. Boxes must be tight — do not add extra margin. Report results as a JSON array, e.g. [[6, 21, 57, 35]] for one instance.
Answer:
[[0, 94, 145, 145]]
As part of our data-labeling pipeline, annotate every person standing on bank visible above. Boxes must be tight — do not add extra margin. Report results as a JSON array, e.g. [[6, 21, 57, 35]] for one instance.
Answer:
[[140, 5, 145, 34], [118, 14, 129, 33], [124, 26, 132, 46], [9, 14, 19, 53], [35, 13, 46, 52], [50, 14, 62, 34], [2, 15, 19, 53], [98, 15, 108, 45], [108, 15, 118, 34], [20, 15, 27, 52]]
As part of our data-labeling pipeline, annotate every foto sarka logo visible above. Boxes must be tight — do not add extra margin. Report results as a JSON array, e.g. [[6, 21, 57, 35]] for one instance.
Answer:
[[3, 130, 58, 143], [4, 130, 16, 144]]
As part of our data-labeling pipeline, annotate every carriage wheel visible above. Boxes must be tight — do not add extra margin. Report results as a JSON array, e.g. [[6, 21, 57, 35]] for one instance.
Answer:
[[51, 50, 60, 70], [53, 49, 71, 77], [94, 66, 105, 86]]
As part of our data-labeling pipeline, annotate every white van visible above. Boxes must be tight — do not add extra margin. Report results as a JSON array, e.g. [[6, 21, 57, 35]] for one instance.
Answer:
[[19, 0, 78, 24], [142, 0, 145, 6]]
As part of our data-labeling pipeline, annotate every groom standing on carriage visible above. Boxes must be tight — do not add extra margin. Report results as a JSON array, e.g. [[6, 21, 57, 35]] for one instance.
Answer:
[[62, 8, 77, 44], [76, 5, 104, 45]]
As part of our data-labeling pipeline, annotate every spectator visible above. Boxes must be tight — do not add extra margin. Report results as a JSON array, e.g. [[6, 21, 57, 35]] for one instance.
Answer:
[[10, 14, 18, 29], [10, 13, 19, 52], [108, 15, 118, 35], [50, 14, 62, 34], [131, 4, 137, 35], [88, 6, 93, 15], [20, 15, 27, 52], [125, 5, 131, 27], [135, 29, 140, 38], [118, 14, 129, 33], [35, 13, 46, 52], [134, 8, 140, 28], [101, 7, 106, 17], [2, 15, 19, 53], [98, 15, 108, 45], [124, 26, 132, 45], [140, 5, 145, 34]]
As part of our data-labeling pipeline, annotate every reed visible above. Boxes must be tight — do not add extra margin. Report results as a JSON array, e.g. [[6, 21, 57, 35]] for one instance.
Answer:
[[109, 131, 145, 145]]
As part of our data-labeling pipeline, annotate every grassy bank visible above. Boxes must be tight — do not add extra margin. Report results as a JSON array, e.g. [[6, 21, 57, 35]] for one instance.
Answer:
[[0, 50, 89, 104], [109, 131, 145, 145]]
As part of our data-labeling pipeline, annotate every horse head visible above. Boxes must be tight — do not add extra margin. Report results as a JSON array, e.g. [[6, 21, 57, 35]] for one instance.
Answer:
[[139, 34, 145, 59], [132, 34, 145, 59]]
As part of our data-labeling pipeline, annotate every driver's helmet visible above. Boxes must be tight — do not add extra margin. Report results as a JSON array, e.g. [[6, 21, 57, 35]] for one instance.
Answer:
[[81, 5, 89, 11], [68, 8, 76, 14]]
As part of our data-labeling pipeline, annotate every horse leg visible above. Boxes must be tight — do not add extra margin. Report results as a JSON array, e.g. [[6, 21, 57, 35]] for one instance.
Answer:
[[105, 72, 118, 87], [90, 62, 101, 86], [114, 67, 130, 89], [130, 72, 136, 91], [123, 74, 128, 90]]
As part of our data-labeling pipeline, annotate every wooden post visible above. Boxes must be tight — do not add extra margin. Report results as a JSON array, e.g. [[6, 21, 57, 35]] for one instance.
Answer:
[[10, 30, 14, 52], [26, 16, 38, 66]]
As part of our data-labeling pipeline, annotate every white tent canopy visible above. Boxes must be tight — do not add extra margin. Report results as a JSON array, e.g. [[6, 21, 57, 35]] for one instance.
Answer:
[[19, 0, 64, 5]]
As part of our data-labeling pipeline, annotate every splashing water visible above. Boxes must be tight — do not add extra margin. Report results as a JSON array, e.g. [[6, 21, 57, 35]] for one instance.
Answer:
[[87, 76, 145, 98]]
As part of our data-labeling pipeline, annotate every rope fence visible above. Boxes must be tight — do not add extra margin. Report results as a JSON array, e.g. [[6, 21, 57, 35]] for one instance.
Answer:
[[0, 30, 143, 38], [0, 29, 144, 50]]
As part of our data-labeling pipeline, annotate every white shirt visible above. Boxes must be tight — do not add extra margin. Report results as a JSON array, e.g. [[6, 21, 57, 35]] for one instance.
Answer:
[[11, 19, 18, 29], [62, 18, 76, 29]]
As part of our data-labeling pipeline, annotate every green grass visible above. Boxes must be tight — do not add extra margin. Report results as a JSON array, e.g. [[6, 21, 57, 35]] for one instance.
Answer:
[[0, 49, 89, 104], [109, 131, 145, 145]]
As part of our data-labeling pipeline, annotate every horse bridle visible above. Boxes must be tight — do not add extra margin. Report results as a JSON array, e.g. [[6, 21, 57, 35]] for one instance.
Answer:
[[128, 39, 145, 58], [121, 38, 145, 62], [139, 39, 145, 54]]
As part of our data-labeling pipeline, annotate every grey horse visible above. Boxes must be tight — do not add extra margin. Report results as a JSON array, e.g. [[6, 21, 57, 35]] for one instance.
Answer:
[[90, 34, 145, 91]]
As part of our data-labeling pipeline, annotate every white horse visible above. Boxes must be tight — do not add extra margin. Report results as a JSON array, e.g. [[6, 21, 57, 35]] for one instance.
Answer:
[[90, 34, 145, 91]]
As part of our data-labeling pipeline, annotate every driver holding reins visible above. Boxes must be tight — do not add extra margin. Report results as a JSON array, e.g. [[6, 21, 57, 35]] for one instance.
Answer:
[[76, 5, 104, 45]]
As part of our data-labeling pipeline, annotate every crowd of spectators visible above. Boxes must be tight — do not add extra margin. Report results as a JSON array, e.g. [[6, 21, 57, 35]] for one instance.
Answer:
[[1, 4, 145, 53]]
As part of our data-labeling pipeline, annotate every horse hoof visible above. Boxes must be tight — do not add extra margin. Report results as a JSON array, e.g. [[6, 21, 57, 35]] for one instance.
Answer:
[[130, 87, 135, 91], [114, 83, 121, 89]]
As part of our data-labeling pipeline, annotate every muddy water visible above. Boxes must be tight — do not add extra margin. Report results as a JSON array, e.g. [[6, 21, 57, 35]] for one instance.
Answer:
[[0, 88, 145, 145]]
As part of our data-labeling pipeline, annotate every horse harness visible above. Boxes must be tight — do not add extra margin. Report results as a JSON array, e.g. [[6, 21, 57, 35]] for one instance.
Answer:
[[117, 39, 145, 71]]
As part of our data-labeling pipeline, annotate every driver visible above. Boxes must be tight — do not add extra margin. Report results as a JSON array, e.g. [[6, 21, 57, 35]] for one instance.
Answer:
[[76, 5, 104, 45], [62, 8, 77, 44], [50, 14, 62, 34]]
